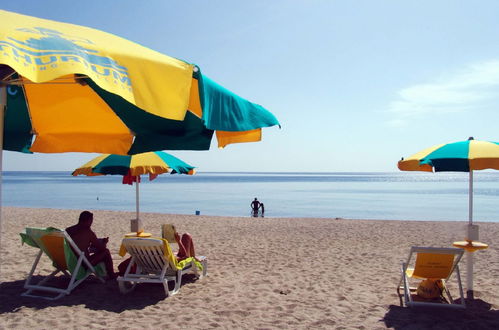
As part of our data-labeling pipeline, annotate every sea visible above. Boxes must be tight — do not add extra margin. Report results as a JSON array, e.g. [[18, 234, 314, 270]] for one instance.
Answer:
[[2, 171, 499, 222]]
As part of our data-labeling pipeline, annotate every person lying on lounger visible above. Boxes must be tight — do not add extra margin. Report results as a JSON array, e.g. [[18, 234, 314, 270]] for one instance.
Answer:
[[66, 211, 117, 280]]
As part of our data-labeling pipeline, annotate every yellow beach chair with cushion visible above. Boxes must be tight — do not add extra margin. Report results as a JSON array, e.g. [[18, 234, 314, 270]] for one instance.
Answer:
[[117, 237, 207, 297], [397, 246, 465, 308], [20, 227, 106, 300]]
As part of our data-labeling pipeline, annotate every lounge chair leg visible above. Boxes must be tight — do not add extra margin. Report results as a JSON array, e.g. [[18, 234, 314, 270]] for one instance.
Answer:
[[162, 280, 170, 297], [165, 272, 182, 296], [118, 279, 137, 294], [202, 259, 208, 277]]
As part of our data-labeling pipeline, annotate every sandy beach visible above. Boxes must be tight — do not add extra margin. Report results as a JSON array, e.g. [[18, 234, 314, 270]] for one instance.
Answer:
[[0, 207, 498, 329]]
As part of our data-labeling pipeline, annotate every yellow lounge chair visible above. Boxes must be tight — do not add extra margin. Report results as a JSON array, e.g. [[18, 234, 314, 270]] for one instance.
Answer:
[[117, 237, 207, 297], [20, 227, 106, 300], [397, 246, 465, 308]]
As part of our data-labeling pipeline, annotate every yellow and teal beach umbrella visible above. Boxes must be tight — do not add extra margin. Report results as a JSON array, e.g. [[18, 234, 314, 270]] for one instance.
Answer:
[[0, 9, 280, 156], [72, 151, 195, 229], [398, 137, 496, 298]]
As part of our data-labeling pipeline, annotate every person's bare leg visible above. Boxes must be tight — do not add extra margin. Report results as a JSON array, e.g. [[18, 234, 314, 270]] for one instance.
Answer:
[[181, 233, 196, 258], [89, 249, 116, 279]]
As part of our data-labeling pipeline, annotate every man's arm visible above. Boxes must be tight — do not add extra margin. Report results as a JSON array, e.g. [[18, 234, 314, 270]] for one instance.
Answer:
[[89, 230, 107, 252]]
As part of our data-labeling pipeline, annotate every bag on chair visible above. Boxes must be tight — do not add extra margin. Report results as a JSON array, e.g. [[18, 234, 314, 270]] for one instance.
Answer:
[[416, 279, 444, 299]]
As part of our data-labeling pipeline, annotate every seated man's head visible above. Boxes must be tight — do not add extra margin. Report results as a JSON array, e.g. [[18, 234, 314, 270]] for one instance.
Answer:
[[79, 210, 93, 227]]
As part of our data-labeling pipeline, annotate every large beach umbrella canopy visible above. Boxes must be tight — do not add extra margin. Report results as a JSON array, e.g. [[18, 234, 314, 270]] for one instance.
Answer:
[[0, 9, 280, 155], [0, 9, 280, 268], [72, 151, 195, 227], [398, 136, 496, 297]]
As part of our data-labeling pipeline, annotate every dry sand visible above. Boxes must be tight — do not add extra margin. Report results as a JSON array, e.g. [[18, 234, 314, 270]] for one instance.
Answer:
[[0, 207, 498, 329]]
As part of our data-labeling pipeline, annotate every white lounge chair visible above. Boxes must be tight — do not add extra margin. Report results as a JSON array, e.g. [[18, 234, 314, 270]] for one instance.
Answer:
[[20, 227, 106, 300], [397, 246, 465, 308], [117, 237, 207, 297]]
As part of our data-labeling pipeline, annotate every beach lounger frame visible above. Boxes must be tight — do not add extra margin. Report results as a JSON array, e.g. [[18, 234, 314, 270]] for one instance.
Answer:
[[22, 229, 105, 300], [117, 237, 207, 297], [397, 246, 465, 308]]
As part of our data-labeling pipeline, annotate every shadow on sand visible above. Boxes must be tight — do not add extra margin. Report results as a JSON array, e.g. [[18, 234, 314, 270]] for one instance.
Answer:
[[0, 274, 200, 314], [383, 299, 499, 329]]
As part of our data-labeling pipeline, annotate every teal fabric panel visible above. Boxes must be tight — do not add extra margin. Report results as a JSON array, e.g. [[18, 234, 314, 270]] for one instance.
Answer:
[[3, 82, 34, 153], [420, 141, 470, 172], [198, 72, 280, 131], [153, 151, 195, 174], [85, 78, 214, 154], [128, 111, 213, 154], [93, 154, 132, 175]]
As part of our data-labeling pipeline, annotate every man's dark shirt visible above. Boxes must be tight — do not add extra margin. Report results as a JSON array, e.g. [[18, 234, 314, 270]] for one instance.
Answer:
[[66, 223, 105, 255]]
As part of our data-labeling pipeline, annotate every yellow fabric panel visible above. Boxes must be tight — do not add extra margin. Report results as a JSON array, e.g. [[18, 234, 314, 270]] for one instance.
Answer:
[[216, 129, 262, 148], [188, 78, 202, 118], [40, 235, 67, 270], [23, 76, 133, 154], [129, 152, 171, 176], [0, 9, 193, 120], [405, 144, 445, 161], [398, 143, 445, 171], [405, 268, 414, 278], [412, 253, 454, 279], [72, 154, 110, 176], [469, 140, 499, 170]]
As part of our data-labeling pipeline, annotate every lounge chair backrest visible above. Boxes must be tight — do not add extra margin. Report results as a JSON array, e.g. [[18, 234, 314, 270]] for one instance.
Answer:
[[40, 232, 67, 270], [409, 247, 463, 280], [122, 237, 170, 273], [412, 253, 454, 279], [161, 224, 177, 244]]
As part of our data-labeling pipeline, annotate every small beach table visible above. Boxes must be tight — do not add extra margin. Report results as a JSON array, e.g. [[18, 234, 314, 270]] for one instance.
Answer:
[[125, 232, 152, 238], [452, 240, 488, 299]]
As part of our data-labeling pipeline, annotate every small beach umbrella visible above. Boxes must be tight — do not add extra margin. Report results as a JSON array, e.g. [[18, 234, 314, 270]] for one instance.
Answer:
[[72, 151, 195, 230], [398, 137, 496, 298]]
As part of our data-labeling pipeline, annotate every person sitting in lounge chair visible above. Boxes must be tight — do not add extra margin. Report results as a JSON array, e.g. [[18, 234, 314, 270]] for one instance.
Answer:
[[66, 211, 117, 280], [174, 231, 197, 260], [162, 223, 198, 260]]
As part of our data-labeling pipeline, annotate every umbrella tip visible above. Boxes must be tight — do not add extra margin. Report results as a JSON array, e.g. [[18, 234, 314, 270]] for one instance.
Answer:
[[400, 157, 404, 161], [468, 136, 474, 140]]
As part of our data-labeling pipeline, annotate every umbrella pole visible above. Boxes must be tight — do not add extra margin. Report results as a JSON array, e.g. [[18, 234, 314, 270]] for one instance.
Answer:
[[0, 86, 5, 271], [136, 176, 140, 223], [466, 170, 474, 299], [469, 170, 473, 226]]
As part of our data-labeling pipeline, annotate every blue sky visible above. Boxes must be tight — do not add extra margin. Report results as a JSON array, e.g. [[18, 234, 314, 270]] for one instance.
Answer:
[[3, 0, 499, 172]]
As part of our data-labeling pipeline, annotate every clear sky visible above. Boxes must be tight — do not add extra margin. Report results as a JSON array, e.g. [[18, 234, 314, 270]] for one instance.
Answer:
[[3, 0, 499, 172]]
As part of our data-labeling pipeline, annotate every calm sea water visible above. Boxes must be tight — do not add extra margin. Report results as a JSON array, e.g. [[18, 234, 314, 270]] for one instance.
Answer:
[[2, 171, 499, 222]]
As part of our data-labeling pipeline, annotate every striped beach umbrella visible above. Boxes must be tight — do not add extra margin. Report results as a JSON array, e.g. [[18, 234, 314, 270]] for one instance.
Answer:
[[398, 137, 495, 298], [0, 9, 280, 156], [72, 151, 195, 230]]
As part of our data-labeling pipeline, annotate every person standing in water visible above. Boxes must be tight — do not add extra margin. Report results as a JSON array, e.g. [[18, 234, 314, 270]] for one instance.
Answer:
[[250, 198, 261, 217]]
